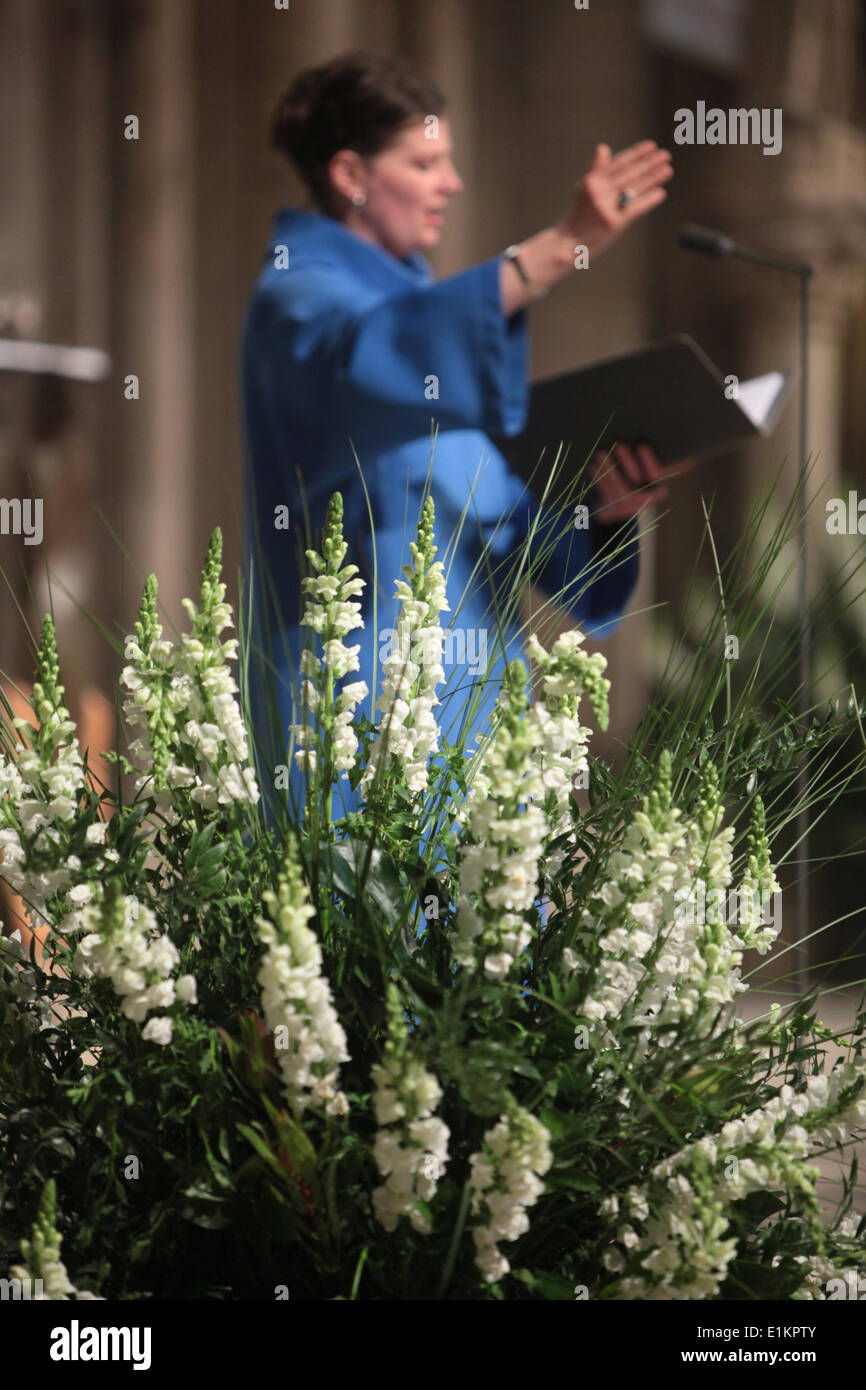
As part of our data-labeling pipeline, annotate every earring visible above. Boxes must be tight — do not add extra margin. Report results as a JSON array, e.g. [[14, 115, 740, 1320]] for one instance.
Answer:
[[351, 192, 367, 208]]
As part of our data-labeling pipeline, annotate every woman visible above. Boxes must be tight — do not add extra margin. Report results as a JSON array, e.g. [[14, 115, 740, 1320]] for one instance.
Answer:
[[241, 50, 677, 820]]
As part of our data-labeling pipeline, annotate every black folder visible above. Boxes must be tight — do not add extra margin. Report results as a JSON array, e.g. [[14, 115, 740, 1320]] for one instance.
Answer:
[[495, 333, 793, 504]]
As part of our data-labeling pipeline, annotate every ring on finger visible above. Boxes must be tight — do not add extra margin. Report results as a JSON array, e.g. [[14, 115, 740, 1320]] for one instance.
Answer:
[[617, 188, 636, 210]]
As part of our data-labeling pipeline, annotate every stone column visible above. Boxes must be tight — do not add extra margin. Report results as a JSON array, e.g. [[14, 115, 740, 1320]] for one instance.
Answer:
[[112, 0, 196, 632], [685, 0, 866, 979], [0, 0, 52, 673], [513, 0, 657, 759], [698, 5, 866, 641]]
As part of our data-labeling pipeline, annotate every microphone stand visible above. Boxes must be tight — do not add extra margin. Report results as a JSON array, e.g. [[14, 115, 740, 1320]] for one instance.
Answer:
[[678, 227, 814, 986]]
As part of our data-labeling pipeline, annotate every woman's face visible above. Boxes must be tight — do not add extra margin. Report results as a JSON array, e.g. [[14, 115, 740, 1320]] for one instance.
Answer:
[[343, 116, 464, 259]]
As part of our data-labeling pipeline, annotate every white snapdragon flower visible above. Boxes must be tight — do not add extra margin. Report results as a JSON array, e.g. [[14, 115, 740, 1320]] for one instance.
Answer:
[[569, 758, 777, 1063], [370, 990, 449, 1235], [454, 631, 609, 980], [0, 930, 53, 1033], [8, 1180, 102, 1301], [71, 893, 195, 1042], [256, 841, 349, 1116], [321, 639, 361, 679], [468, 1105, 552, 1284], [289, 494, 368, 787], [734, 798, 782, 954], [176, 973, 198, 1004], [363, 498, 449, 796], [141, 1015, 173, 1045], [120, 532, 260, 815], [453, 666, 545, 977], [611, 1054, 866, 1300], [524, 629, 609, 849], [0, 624, 122, 969]]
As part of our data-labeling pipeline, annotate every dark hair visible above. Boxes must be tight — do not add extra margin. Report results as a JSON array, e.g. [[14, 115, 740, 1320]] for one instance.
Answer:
[[271, 50, 446, 215]]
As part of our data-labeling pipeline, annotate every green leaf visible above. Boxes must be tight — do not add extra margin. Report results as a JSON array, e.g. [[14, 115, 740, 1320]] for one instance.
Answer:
[[753, 1216, 815, 1257], [721, 1257, 807, 1301], [735, 1190, 787, 1225], [321, 839, 407, 927], [261, 1095, 318, 1175], [236, 1123, 284, 1178], [514, 1269, 576, 1300], [554, 1172, 600, 1193]]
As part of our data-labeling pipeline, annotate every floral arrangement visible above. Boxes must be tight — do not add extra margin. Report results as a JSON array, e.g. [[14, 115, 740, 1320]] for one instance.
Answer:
[[0, 491, 865, 1301]]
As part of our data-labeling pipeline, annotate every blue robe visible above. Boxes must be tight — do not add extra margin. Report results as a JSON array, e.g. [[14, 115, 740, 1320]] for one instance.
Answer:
[[241, 206, 639, 821]]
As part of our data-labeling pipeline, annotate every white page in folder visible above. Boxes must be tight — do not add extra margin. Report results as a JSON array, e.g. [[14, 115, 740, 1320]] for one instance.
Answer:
[[736, 371, 788, 432]]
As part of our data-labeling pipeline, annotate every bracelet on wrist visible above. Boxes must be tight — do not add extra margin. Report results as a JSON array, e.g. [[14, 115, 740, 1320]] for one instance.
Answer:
[[502, 245, 549, 300]]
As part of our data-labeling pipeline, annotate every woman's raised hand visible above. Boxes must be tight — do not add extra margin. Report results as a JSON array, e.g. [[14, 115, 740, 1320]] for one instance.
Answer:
[[556, 141, 673, 259], [498, 141, 672, 314]]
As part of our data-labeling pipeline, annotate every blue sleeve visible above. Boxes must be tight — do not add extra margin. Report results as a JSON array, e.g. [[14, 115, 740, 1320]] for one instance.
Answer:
[[263, 256, 530, 439]]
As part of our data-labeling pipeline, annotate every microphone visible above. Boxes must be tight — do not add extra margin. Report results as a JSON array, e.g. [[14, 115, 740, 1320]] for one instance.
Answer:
[[678, 222, 813, 278], [678, 223, 737, 258]]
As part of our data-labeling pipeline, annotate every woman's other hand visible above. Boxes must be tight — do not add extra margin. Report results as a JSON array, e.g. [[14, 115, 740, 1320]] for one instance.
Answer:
[[556, 141, 673, 260], [589, 443, 693, 524]]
